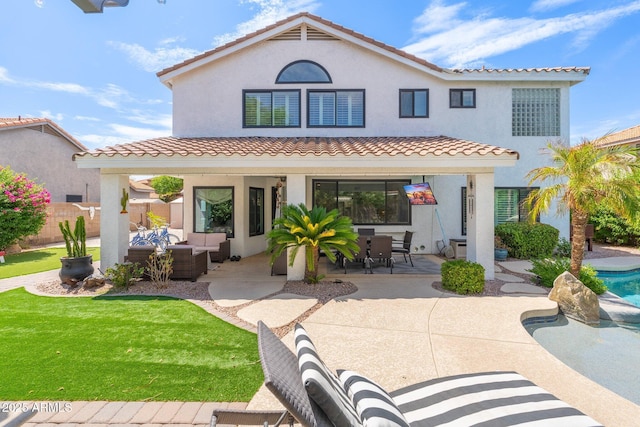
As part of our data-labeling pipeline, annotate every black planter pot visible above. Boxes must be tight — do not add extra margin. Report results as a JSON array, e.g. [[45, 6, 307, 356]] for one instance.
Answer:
[[60, 255, 94, 284]]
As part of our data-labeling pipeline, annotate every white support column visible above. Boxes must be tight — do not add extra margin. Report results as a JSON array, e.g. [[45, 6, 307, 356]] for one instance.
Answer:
[[465, 173, 495, 279], [100, 174, 130, 270], [285, 174, 307, 281]]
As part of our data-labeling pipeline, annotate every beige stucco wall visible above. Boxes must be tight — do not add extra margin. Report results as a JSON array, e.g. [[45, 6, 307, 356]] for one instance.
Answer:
[[169, 34, 573, 242], [0, 127, 100, 202]]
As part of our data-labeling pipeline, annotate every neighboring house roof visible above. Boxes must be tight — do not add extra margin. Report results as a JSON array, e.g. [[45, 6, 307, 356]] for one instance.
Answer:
[[129, 179, 155, 193], [0, 117, 88, 151], [74, 136, 519, 159], [157, 12, 589, 86], [595, 125, 640, 148]]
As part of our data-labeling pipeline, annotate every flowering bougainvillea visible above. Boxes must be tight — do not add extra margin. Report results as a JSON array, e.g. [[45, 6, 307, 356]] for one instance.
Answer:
[[0, 166, 51, 250]]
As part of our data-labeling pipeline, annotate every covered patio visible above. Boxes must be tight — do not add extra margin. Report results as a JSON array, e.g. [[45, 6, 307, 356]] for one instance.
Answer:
[[73, 136, 519, 280]]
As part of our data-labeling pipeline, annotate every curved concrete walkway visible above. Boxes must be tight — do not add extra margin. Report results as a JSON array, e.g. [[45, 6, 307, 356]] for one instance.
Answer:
[[1, 253, 639, 426]]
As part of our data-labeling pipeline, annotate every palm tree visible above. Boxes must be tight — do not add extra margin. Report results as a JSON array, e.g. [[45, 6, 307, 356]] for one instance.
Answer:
[[267, 203, 359, 284], [526, 137, 640, 277]]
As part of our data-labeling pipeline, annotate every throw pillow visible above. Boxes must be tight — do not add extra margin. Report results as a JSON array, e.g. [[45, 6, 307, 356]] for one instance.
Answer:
[[294, 324, 362, 427], [338, 370, 410, 427]]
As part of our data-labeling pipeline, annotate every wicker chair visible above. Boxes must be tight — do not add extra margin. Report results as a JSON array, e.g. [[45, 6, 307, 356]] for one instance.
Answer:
[[126, 246, 207, 282]]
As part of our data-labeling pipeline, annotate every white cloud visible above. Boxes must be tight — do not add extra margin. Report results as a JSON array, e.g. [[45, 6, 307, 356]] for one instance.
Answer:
[[107, 41, 201, 73], [530, 0, 583, 13], [213, 0, 321, 46], [80, 122, 171, 149], [39, 110, 64, 121], [404, 0, 640, 68], [0, 67, 14, 83]]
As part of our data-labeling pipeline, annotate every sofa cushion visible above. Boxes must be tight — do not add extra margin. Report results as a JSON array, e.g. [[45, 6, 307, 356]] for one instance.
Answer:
[[204, 233, 227, 247], [186, 233, 206, 247], [338, 370, 409, 427], [295, 324, 362, 427]]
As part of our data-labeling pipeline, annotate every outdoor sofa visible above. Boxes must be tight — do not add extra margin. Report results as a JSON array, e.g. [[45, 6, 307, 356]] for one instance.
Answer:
[[125, 245, 207, 282], [180, 232, 230, 263], [211, 321, 602, 426]]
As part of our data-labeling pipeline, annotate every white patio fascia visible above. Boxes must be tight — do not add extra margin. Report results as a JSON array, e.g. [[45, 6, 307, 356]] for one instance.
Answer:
[[75, 150, 518, 280]]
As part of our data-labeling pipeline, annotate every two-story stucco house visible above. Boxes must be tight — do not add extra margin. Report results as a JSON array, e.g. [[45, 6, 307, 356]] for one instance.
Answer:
[[74, 13, 589, 279], [0, 117, 100, 203]]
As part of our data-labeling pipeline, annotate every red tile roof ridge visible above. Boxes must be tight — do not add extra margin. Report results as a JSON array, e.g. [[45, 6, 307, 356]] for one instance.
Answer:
[[453, 66, 590, 74]]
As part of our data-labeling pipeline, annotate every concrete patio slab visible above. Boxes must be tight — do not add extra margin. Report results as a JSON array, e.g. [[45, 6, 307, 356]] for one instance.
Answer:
[[501, 282, 549, 294], [498, 260, 535, 275], [585, 256, 640, 271], [209, 280, 283, 307], [237, 293, 318, 327], [495, 272, 524, 282]]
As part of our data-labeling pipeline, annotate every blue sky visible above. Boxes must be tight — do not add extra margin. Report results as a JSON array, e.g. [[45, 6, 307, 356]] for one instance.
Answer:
[[1, 0, 639, 149]]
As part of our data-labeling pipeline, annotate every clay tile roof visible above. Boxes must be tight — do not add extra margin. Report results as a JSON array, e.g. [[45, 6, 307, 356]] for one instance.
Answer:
[[595, 125, 640, 147], [0, 117, 88, 151], [157, 12, 443, 78], [73, 136, 519, 160], [452, 66, 591, 75]]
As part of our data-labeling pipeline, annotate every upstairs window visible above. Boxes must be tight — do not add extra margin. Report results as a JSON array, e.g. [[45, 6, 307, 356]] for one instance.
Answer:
[[399, 89, 428, 118], [276, 60, 332, 83], [243, 90, 300, 128], [450, 89, 476, 108], [512, 88, 560, 136], [308, 90, 364, 127]]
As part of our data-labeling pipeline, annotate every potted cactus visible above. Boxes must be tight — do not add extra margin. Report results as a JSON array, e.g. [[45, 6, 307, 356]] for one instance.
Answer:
[[59, 216, 94, 285]]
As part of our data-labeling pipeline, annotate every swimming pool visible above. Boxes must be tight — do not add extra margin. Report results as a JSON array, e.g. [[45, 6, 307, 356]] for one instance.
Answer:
[[597, 269, 640, 308], [525, 315, 640, 405]]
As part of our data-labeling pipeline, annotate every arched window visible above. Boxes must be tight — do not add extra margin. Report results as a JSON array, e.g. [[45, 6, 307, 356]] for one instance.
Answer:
[[276, 60, 332, 84]]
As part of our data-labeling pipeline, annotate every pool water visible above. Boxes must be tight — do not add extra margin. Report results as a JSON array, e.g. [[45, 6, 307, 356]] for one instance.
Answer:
[[525, 316, 640, 405], [597, 269, 640, 308]]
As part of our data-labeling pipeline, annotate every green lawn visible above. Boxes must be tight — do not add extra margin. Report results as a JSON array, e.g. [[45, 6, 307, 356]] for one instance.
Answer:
[[0, 288, 263, 401], [0, 247, 100, 279]]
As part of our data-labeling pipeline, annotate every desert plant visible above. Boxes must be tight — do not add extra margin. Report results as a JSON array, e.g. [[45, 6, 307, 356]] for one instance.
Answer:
[[529, 257, 607, 294], [0, 166, 50, 251], [441, 260, 485, 294], [59, 216, 87, 258], [104, 262, 144, 288], [147, 251, 173, 288], [267, 203, 359, 284], [526, 138, 640, 277]]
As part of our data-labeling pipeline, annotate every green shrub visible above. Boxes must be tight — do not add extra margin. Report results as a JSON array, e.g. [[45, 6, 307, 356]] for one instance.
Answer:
[[495, 222, 558, 259], [554, 237, 571, 258], [441, 260, 485, 294], [590, 206, 640, 246], [528, 257, 607, 295], [104, 262, 144, 288]]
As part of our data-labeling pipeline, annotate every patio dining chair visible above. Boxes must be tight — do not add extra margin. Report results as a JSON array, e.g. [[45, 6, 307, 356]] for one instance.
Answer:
[[392, 230, 414, 267], [368, 235, 394, 273], [344, 235, 370, 273]]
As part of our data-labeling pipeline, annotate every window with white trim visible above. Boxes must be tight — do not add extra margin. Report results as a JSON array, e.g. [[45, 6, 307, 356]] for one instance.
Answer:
[[243, 90, 300, 128], [308, 90, 364, 127], [461, 187, 538, 235]]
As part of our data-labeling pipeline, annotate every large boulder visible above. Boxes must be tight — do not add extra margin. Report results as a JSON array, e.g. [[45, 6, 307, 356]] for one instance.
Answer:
[[549, 271, 600, 326]]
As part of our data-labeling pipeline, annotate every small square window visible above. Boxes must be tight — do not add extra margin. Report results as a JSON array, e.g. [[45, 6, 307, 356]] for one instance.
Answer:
[[399, 89, 429, 118], [450, 89, 476, 108]]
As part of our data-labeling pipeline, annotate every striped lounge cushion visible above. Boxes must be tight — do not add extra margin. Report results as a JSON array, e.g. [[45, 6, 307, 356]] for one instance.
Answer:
[[390, 371, 602, 426], [294, 324, 362, 427], [338, 370, 410, 427]]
